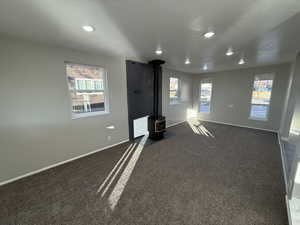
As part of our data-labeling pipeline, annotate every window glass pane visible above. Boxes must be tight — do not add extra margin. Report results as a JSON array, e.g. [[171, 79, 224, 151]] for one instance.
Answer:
[[85, 80, 94, 90], [250, 105, 268, 119], [251, 80, 273, 105], [94, 80, 103, 90], [170, 77, 178, 90], [169, 77, 180, 104], [66, 63, 107, 117], [249, 74, 274, 120], [200, 82, 212, 113], [76, 79, 86, 90]]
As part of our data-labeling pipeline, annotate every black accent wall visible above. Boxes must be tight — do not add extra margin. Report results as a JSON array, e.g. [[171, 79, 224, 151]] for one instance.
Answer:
[[126, 60, 162, 140]]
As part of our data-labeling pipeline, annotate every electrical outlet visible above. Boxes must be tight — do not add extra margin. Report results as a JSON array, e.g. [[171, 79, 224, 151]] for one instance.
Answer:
[[107, 136, 112, 141]]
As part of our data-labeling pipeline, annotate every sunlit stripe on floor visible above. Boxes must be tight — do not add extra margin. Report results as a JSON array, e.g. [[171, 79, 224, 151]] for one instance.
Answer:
[[193, 125, 200, 134], [188, 120, 200, 134], [108, 134, 148, 210], [100, 143, 137, 197], [97, 143, 134, 194], [187, 119, 215, 138], [197, 125, 206, 136], [199, 125, 214, 138], [198, 125, 208, 136]]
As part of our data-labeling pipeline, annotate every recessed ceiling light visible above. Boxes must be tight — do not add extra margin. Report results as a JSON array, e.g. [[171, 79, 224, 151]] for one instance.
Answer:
[[238, 58, 245, 65], [203, 64, 208, 70], [155, 48, 163, 55], [106, 125, 115, 129], [203, 31, 215, 39], [185, 58, 191, 65], [82, 25, 95, 32], [226, 48, 234, 56]]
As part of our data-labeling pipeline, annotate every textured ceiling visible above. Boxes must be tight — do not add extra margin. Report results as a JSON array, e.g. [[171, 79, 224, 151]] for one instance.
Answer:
[[0, 0, 300, 73]]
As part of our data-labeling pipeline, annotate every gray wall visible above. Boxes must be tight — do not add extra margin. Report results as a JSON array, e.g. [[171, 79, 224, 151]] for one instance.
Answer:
[[288, 53, 300, 199], [289, 54, 300, 134], [278, 52, 300, 198], [0, 36, 129, 183], [279, 63, 295, 138], [192, 64, 291, 131], [162, 68, 193, 126]]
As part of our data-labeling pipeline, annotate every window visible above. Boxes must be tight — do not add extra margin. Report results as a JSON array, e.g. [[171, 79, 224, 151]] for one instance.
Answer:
[[169, 77, 180, 104], [199, 81, 212, 113], [75, 78, 104, 91], [65, 63, 109, 118], [249, 73, 274, 120]]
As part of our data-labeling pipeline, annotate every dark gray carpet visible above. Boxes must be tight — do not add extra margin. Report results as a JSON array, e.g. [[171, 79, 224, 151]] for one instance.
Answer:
[[0, 121, 288, 225]]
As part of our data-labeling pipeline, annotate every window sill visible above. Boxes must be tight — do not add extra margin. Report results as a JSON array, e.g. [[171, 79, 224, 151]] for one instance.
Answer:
[[248, 117, 268, 122], [170, 102, 181, 105], [72, 111, 110, 119]]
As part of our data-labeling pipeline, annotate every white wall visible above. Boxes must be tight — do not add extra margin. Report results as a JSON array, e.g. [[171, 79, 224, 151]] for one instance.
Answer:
[[162, 68, 193, 126], [0, 36, 129, 183], [279, 63, 295, 138], [289, 54, 300, 134], [192, 64, 291, 131], [279, 53, 300, 223]]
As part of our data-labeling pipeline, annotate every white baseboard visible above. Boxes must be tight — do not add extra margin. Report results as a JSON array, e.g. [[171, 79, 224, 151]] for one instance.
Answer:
[[282, 136, 290, 142], [166, 118, 278, 133], [0, 139, 129, 187], [286, 195, 293, 225], [198, 119, 277, 133], [277, 133, 289, 192], [278, 134, 292, 225], [166, 120, 186, 128]]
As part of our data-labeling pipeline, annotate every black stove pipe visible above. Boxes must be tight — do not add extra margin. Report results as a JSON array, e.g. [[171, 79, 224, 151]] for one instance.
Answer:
[[148, 60, 166, 140], [149, 59, 165, 118]]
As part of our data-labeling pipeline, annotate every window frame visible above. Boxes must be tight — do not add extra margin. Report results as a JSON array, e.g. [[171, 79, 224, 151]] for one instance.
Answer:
[[74, 78, 104, 91], [169, 76, 181, 105], [199, 79, 213, 114], [249, 73, 275, 121], [65, 62, 110, 119]]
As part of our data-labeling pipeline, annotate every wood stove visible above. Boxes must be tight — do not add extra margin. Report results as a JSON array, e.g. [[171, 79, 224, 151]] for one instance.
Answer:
[[148, 60, 166, 140]]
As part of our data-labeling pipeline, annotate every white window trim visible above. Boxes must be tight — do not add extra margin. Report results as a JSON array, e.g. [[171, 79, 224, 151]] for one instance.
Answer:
[[199, 79, 213, 114], [72, 111, 110, 119], [248, 73, 275, 121], [65, 62, 110, 119], [169, 76, 181, 105]]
